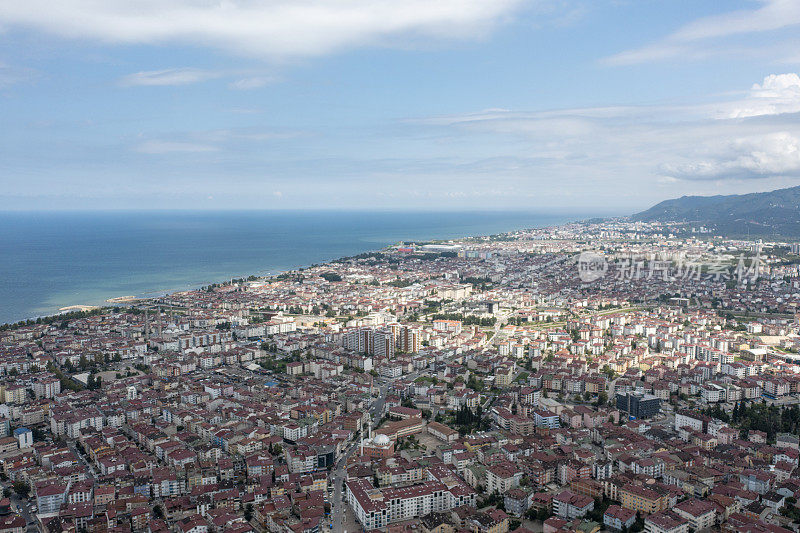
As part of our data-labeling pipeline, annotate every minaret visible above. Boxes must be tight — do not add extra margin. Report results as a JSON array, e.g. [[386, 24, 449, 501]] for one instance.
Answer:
[[144, 309, 149, 340], [158, 306, 163, 338], [360, 413, 372, 457]]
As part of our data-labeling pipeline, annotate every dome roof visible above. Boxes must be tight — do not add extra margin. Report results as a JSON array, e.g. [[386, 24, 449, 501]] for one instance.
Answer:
[[374, 434, 391, 446]]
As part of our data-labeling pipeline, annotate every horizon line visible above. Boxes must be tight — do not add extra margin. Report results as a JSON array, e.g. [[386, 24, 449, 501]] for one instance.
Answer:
[[0, 207, 626, 216]]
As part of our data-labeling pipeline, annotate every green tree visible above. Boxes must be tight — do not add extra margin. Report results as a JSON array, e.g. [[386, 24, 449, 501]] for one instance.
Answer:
[[596, 391, 608, 406], [12, 481, 29, 498], [467, 375, 484, 392]]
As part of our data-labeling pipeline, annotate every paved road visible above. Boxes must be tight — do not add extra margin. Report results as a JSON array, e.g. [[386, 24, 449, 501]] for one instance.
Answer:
[[607, 376, 619, 400], [68, 441, 98, 478], [1, 483, 36, 532], [331, 365, 445, 531], [370, 382, 390, 422], [480, 314, 507, 348], [331, 440, 359, 532], [331, 380, 390, 532]]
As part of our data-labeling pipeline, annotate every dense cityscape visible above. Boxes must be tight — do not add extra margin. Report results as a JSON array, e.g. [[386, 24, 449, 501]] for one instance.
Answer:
[[0, 219, 799, 533], [5, 0, 800, 532]]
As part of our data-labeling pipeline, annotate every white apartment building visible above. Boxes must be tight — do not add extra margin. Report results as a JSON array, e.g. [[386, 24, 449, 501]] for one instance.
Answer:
[[346, 472, 476, 530], [285, 447, 317, 474], [373, 328, 396, 358], [50, 409, 104, 438], [645, 511, 689, 533], [33, 378, 61, 399], [553, 490, 594, 519], [534, 410, 560, 429], [674, 412, 707, 433], [486, 464, 522, 494], [342, 326, 396, 358], [673, 499, 716, 531]]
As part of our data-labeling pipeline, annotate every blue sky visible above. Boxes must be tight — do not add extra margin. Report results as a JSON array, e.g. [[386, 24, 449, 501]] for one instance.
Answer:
[[2, 0, 800, 212]]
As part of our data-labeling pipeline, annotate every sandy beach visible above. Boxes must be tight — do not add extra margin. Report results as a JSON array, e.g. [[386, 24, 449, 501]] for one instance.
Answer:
[[58, 304, 99, 312]]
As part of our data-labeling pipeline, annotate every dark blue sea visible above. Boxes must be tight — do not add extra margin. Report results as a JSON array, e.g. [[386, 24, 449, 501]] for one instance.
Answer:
[[0, 210, 591, 325]]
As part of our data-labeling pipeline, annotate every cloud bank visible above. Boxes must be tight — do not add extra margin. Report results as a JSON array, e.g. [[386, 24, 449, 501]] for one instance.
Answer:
[[604, 0, 800, 66], [662, 132, 800, 180], [0, 0, 527, 60], [411, 73, 800, 187]]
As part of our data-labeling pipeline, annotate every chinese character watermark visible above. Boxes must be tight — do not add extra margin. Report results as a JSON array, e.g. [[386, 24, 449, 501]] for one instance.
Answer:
[[572, 251, 761, 284]]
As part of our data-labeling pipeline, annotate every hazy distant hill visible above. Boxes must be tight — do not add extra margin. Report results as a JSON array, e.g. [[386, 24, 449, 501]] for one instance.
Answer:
[[632, 186, 800, 238]]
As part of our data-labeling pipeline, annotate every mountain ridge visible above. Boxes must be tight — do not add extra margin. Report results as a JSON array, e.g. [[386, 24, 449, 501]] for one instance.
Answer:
[[631, 185, 800, 238]]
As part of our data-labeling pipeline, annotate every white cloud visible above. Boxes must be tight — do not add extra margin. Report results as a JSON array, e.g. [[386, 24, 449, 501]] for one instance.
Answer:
[[662, 132, 800, 180], [0, 0, 527, 60], [229, 76, 277, 90], [135, 140, 218, 154], [754, 73, 800, 96], [603, 0, 800, 66], [603, 43, 694, 67], [721, 73, 800, 118], [119, 68, 279, 89], [119, 68, 222, 86], [410, 73, 800, 187], [671, 0, 800, 41]]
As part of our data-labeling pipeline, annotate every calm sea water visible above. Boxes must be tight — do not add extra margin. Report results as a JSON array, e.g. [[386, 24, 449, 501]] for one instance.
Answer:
[[0, 210, 588, 324]]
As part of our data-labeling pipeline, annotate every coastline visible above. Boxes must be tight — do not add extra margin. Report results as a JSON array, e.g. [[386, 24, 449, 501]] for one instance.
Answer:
[[106, 295, 138, 304], [0, 210, 589, 326], [5, 240, 441, 326], [58, 304, 100, 313]]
